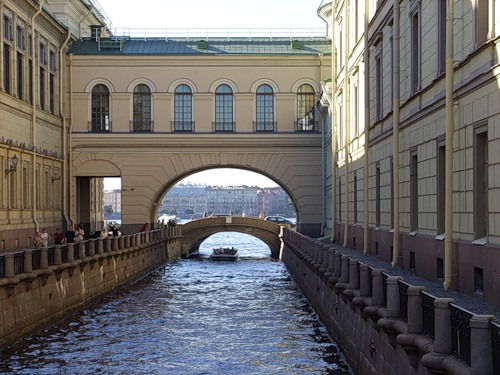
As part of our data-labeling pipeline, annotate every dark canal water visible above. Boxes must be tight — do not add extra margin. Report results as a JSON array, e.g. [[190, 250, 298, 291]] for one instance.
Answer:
[[0, 232, 352, 374]]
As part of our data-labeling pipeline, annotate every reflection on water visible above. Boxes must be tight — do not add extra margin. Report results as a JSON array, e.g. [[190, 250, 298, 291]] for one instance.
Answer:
[[0, 232, 352, 375]]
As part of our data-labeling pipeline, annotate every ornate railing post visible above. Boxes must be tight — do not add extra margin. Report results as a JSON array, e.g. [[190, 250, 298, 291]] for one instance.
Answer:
[[407, 286, 426, 334], [24, 251, 33, 273], [5, 254, 15, 278], [359, 264, 370, 297], [371, 269, 386, 306], [348, 259, 359, 290], [97, 238, 104, 255], [385, 276, 403, 319], [470, 315, 495, 375], [433, 298, 456, 355], [40, 247, 49, 269], [67, 243, 75, 262], [324, 247, 335, 278]]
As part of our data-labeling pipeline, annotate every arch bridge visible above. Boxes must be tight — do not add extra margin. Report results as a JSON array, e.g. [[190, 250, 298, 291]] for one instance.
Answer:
[[179, 216, 286, 259]]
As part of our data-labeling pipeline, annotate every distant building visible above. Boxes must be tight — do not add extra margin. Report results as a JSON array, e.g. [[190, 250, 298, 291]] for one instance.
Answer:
[[104, 189, 121, 215], [206, 186, 259, 216], [161, 184, 207, 216]]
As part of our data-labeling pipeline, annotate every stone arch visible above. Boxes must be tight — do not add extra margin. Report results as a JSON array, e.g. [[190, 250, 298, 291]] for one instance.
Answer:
[[291, 78, 320, 94], [126, 78, 157, 93], [208, 78, 239, 93], [180, 216, 283, 258], [149, 165, 300, 226], [167, 78, 199, 93], [73, 159, 121, 176], [250, 78, 280, 93], [84, 78, 116, 93]]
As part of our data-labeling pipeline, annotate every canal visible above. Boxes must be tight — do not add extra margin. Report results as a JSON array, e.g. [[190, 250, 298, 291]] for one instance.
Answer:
[[0, 232, 352, 374]]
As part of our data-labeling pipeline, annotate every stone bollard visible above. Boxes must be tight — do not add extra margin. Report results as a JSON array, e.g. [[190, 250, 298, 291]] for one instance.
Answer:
[[333, 251, 342, 278], [54, 246, 62, 265], [67, 243, 75, 262], [131, 234, 136, 248], [433, 298, 456, 354], [112, 237, 119, 251], [470, 315, 495, 375], [5, 254, 15, 278], [348, 259, 360, 290], [359, 264, 371, 297], [40, 247, 49, 269], [105, 237, 112, 253], [371, 269, 386, 306], [125, 235, 131, 249], [324, 248, 335, 278], [24, 251, 33, 273], [89, 240, 96, 257], [97, 238, 104, 255], [340, 255, 350, 283], [79, 241, 86, 259], [385, 276, 403, 318], [406, 286, 426, 333], [119, 236, 125, 250], [319, 245, 329, 273]]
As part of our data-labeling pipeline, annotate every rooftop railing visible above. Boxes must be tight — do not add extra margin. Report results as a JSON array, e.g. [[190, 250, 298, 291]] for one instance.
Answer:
[[107, 27, 327, 41]]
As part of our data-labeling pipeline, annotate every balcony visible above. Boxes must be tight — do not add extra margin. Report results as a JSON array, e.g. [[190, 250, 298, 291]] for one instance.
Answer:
[[254, 121, 276, 132], [212, 121, 235, 133], [130, 119, 153, 132], [88, 121, 111, 133], [171, 121, 194, 132], [295, 118, 318, 132]]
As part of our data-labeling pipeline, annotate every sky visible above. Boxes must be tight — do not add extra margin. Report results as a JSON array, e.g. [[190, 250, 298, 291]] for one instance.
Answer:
[[95, 0, 327, 30], [104, 169, 278, 190], [98, 0, 322, 190]]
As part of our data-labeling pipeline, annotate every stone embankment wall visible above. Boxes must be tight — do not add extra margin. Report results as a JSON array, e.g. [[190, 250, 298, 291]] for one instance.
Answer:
[[0, 228, 182, 349], [282, 230, 498, 375]]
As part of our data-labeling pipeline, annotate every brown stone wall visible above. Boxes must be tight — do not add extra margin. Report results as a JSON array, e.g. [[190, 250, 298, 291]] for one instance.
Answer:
[[0, 235, 181, 349]]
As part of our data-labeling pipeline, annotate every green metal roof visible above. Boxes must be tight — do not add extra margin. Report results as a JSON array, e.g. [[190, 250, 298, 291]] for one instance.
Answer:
[[68, 37, 332, 56]]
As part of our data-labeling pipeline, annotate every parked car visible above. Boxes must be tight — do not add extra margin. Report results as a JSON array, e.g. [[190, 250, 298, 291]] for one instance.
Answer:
[[264, 216, 296, 227]]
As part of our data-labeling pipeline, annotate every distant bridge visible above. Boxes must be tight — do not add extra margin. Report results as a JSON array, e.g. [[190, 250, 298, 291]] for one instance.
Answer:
[[179, 216, 286, 258]]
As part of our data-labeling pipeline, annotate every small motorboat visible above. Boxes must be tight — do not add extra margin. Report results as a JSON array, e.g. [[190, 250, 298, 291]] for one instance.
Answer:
[[210, 247, 239, 262]]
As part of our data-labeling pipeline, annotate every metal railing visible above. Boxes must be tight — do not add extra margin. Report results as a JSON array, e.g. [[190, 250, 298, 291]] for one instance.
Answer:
[[421, 291, 436, 339], [254, 121, 276, 132], [32, 249, 41, 270], [108, 27, 326, 41], [48, 246, 55, 266], [130, 119, 154, 132], [0, 255, 4, 278], [450, 304, 473, 365], [88, 120, 111, 133], [171, 120, 194, 132], [212, 121, 235, 132], [491, 320, 500, 374], [399, 280, 410, 322], [13, 253, 24, 274], [295, 119, 319, 132]]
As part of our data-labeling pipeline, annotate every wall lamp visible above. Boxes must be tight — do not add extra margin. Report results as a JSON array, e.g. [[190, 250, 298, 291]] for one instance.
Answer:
[[5, 155, 18, 177]]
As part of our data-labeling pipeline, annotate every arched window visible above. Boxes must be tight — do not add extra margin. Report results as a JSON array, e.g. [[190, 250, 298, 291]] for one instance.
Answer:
[[133, 84, 152, 132], [174, 84, 193, 132], [297, 84, 316, 132], [256, 84, 274, 132], [91, 84, 110, 132], [214, 84, 233, 132]]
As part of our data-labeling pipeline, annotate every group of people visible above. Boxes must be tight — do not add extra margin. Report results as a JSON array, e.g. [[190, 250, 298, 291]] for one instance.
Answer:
[[33, 224, 85, 249]]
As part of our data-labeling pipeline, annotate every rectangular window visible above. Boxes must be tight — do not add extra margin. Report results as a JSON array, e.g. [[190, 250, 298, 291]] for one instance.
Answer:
[[474, 127, 488, 239], [28, 59, 33, 103], [390, 156, 394, 228], [437, 257, 444, 279], [410, 150, 418, 232], [353, 172, 358, 224], [474, 267, 484, 293], [16, 25, 25, 50], [375, 47, 382, 119], [338, 177, 342, 223], [9, 172, 16, 208], [353, 84, 359, 136], [39, 67, 45, 109], [49, 74, 55, 113], [3, 43, 10, 93], [390, 27, 394, 110], [376, 163, 381, 227], [410, 8, 421, 94], [49, 50, 56, 72], [474, 0, 490, 47], [437, 143, 446, 234], [16, 52, 23, 99], [22, 166, 29, 208], [437, 0, 446, 75]]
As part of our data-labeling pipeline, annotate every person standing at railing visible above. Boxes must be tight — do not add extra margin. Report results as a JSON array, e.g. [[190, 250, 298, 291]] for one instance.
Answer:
[[41, 228, 49, 248], [65, 224, 76, 243], [34, 231, 43, 248], [53, 228, 64, 245], [75, 225, 85, 242]]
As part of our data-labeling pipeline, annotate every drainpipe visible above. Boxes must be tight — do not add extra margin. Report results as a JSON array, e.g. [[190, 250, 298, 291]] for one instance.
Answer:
[[78, 6, 93, 40], [391, 0, 401, 268], [331, 6, 337, 242], [59, 30, 72, 227], [343, 2, 350, 248], [363, 0, 370, 255], [30, 0, 45, 231], [317, 104, 326, 236], [443, 0, 454, 290], [68, 53, 74, 224]]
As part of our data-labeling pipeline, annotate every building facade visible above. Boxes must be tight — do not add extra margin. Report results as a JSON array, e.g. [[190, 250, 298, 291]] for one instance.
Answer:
[[320, 0, 500, 307]]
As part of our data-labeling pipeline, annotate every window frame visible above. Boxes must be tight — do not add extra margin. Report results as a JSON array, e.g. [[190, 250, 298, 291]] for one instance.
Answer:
[[214, 84, 234, 132], [173, 84, 193, 132], [91, 84, 111, 132], [132, 84, 152, 132], [255, 84, 275, 132]]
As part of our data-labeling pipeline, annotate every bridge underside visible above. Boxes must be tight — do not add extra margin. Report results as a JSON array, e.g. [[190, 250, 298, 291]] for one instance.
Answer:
[[179, 217, 284, 259]]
